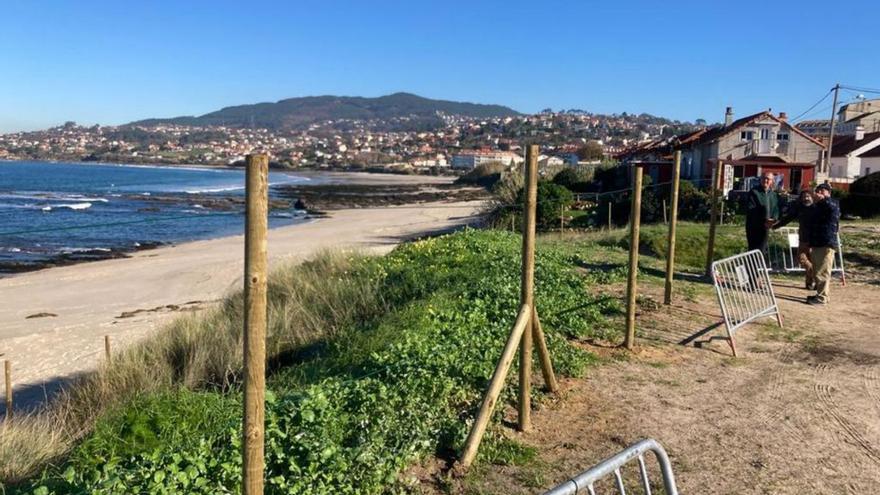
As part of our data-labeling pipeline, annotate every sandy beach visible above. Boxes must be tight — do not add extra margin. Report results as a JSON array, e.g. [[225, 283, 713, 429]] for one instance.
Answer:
[[0, 198, 485, 409]]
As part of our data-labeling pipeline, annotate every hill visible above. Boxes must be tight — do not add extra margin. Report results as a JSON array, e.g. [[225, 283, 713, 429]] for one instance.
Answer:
[[129, 92, 521, 131]]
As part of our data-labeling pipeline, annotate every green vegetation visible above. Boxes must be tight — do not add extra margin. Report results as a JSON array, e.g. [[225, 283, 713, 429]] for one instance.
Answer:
[[844, 171, 880, 218], [132, 93, 520, 132], [5, 230, 624, 494], [596, 222, 747, 269]]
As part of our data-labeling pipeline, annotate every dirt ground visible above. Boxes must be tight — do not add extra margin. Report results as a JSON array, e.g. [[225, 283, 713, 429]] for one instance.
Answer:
[[421, 232, 880, 494]]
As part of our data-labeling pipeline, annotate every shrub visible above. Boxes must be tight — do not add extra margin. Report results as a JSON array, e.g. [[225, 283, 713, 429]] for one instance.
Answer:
[[454, 161, 507, 188], [517, 181, 574, 228], [845, 172, 880, 217]]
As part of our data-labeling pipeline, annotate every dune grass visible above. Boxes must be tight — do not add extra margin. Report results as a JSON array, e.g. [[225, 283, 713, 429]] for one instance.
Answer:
[[0, 251, 383, 485]]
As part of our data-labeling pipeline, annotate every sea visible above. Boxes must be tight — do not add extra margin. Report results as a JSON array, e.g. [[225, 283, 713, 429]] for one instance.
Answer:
[[0, 160, 312, 274]]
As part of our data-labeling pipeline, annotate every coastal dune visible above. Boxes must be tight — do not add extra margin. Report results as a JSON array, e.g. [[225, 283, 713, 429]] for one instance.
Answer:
[[0, 200, 484, 410]]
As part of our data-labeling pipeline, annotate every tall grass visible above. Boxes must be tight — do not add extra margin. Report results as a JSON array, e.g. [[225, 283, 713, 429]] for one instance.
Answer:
[[0, 251, 382, 483]]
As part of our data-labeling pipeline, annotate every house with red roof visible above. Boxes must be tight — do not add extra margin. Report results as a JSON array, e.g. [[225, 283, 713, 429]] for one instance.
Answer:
[[618, 107, 826, 193]]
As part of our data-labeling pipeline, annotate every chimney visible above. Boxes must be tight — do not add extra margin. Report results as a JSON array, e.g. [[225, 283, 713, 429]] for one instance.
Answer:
[[778, 112, 788, 122], [855, 125, 865, 141], [724, 107, 734, 127]]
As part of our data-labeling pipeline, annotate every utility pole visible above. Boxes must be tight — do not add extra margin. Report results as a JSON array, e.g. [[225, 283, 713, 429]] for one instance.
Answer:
[[824, 83, 840, 178]]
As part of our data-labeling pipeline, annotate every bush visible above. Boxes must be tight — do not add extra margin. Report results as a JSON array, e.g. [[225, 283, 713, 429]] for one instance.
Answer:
[[517, 181, 574, 228], [845, 172, 880, 217], [454, 161, 507, 189], [551, 166, 595, 192]]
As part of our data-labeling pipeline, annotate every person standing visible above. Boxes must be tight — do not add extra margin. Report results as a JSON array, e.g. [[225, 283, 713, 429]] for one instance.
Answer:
[[745, 172, 780, 254], [774, 190, 816, 289], [807, 183, 840, 305]]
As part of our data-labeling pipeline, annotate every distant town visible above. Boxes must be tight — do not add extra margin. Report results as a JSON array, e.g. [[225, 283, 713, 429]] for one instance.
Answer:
[[0, 109, 698, 172], [2, 94, 878, 190]]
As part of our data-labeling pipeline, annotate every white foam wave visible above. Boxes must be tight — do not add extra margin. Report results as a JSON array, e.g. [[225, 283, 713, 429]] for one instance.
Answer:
[[0, 192, 109, 203], [42, 202, 93, 212], [184, 186, 245, 194]]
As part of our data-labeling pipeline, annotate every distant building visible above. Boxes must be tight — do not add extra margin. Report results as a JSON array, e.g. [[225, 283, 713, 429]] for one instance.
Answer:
[[796, 98, 880, 141], [450, 150, 522, 170], [829, 127, 880, 183], [618, 107, 825, 193]]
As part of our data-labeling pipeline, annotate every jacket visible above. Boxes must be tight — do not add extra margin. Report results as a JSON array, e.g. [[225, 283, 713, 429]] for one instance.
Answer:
[[776, 201, 814, 242], [745, 186, 780, 227], [808, 198, 840, 249]]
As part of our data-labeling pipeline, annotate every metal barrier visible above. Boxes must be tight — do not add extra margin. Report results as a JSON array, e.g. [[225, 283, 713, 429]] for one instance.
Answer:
[[544, 439, 679, 495], [767, 227, 846, 285], [711, 250, 783, 356]]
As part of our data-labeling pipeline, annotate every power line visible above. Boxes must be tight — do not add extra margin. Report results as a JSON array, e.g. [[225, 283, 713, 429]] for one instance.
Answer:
[[790, 89, 832, 123], [840, 84, 880, 95]]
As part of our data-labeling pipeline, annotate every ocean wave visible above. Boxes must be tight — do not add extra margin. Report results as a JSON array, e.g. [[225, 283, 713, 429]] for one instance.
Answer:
[[60, 246, 111, 253], [0, 192, 109, 203], [41, 202, 93, 212], [184, 185, 245, 194]]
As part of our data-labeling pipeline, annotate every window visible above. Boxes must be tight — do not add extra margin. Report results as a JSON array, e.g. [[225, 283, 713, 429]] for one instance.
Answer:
[[777, 133, 789, 141], [867, 167, 872, 175], [740, 131, 754, 141]]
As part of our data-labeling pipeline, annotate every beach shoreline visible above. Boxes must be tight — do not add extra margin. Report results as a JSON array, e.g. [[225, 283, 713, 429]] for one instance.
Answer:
[[0, 199, 486, 411]]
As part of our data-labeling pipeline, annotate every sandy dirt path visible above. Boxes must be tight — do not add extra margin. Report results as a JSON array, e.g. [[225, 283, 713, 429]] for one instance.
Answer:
[[436, 272, 880, 494], [0, 201, 483, 409]]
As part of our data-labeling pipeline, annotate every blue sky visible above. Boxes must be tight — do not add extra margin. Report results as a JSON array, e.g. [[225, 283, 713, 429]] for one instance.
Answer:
[[1, 0, 878, 132]]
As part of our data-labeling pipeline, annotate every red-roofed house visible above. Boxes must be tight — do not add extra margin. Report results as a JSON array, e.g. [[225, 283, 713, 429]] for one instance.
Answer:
[[618, 108, 826, 193]]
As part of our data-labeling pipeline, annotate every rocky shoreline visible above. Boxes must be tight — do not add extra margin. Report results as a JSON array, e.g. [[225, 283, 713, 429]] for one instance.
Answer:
[[274, 182, 488, 212]]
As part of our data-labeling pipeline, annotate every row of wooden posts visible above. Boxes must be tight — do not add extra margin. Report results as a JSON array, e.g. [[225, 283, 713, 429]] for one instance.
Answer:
[[1, 151, 726, 494]]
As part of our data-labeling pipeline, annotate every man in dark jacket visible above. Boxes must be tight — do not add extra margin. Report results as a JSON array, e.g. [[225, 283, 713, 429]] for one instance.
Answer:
[[807, 183, 840, 305], [775, 190, 816, 288], [745, 172, 780, 254]]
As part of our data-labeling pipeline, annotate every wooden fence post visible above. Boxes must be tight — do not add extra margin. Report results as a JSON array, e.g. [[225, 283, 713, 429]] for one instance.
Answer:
[[664, 151, 682, 305], [518, 144, 538, 433], [607, 202, 612, 229], [705, 160, 722, 277], [624, 166, 643, 350], [242, 153, 269, 495], [559, 204, 564, 234], [4, 360, 11, 421], [104, 335, 111, 362], [459, 144, 557, 470]]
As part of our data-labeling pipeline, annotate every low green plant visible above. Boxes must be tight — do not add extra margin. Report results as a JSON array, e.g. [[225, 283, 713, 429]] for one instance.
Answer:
[[10, 230, 623, 494]]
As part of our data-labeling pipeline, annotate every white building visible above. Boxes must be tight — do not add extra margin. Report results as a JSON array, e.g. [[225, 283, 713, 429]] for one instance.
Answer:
[[450, 150, 523, 170], [829, 127, 880, 181]]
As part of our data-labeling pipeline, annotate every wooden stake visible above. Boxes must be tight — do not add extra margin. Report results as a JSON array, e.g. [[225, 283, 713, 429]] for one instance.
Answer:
[[664, 151, 682, 305], [459, 144, 558, 470], [242, 154, 269, 495], [662, 199, 668, 225], [104, 335, 111, 362], [4, 360, 11, 421], [559, 203, 564, 234], [607, 202, 612, 229], [459, 304, 532, 469], [531, 309, 558, 392], [705, 161, 722, 277], [517, 144, 538, 432], [624, 167, 643, 350]]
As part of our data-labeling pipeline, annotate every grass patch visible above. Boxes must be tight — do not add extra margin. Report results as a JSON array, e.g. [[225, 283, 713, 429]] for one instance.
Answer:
[[5, 229, 624, 494]]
